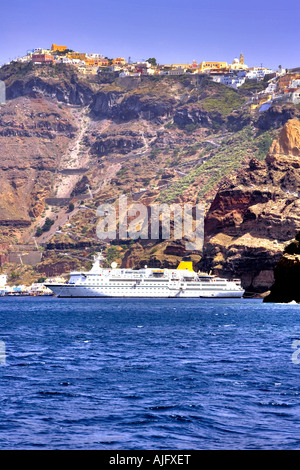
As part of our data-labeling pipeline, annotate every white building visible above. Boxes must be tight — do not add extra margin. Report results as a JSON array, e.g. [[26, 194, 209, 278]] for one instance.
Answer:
[[31, 48, 51, 55], [55, 56, 72, 64], [27, 48, 43, 55], [245, 70, 259, 80], [17, 55, 31, 63], [87, 53, 104, 59], [28, 283, 53, 295], [168, 67, 186, 75], [0, 274, 7, 287], [291, 89, 300, 104], [70, 59, 86, 65], [134, 61, 156, 75], [212, 74, 245, 89], [264, 81, 277, 93], [289, 79, 300, 88], [211, 75, 222, 83], [246, 68, 275, 81]]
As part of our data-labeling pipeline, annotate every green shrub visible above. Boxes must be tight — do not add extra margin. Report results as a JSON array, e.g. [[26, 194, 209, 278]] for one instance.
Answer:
[[35, 217, 54, 237], [35, 227, 43, 237], [106, 246, 120, 265]]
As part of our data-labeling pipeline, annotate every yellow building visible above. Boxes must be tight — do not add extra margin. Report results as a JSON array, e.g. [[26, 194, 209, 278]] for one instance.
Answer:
[[67, 51, 87, 61], [198, 61, 228, 72], [171, 63, 192, 69], [78, 66, 98, 75], [51, 44, 67, 52]]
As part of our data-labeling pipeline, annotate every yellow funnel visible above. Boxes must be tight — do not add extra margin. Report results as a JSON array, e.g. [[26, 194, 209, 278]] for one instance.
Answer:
[[177, 260, 194, 271]]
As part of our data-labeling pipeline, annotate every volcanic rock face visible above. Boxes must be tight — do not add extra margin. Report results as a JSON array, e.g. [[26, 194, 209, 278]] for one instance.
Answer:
[[0, 62, 299, 281], [0, 96, 77, 226], [90, 130, 145, 156], [5, 71, 94, 106], [264, 232, 300, 303], [199, 119, 300, 293], [173, 106, 214, 128], [256, 104, 299, 131], [91, 90, 176, 121]]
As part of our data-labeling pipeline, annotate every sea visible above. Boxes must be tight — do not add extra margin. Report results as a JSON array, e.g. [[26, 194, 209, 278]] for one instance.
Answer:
[[0, 296, 299, 450]]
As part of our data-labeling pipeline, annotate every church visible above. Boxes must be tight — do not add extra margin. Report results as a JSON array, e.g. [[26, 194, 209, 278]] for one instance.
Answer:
[[230, 53, 248, 70]]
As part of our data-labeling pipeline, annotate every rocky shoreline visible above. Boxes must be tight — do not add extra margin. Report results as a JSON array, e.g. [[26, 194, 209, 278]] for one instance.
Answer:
[[263, 232, 300, 303]]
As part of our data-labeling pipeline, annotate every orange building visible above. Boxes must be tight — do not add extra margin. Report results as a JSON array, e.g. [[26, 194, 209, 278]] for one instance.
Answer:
[[51, 44, 67, 52], [112, 57, 127, 65], [85, 57, 110, 66]]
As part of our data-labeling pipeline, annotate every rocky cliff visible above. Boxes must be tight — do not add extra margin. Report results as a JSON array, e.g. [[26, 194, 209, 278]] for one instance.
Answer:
[[263, 232, 300, 303], [199, 118, 300, 293], [0, 62, 299, 286], [0, 95, 77, 227]]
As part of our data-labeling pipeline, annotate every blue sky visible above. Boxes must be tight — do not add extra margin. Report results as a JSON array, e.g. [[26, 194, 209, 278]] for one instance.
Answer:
[[0, 0, 299, 69]]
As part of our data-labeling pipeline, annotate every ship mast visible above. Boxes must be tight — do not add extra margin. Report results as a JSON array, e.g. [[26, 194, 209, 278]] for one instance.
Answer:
[[90, 252, 104, 272]]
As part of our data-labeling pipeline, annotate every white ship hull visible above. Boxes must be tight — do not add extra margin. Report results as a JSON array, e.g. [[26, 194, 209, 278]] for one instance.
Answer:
[[47, 283, 244, 298]]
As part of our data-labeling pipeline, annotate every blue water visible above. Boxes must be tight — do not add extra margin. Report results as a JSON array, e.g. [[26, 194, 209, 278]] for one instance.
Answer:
[[0, 297, 299, 450]]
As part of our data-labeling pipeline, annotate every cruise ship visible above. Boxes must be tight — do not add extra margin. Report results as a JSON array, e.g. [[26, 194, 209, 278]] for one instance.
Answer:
[[45, 254, 245, 298]]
